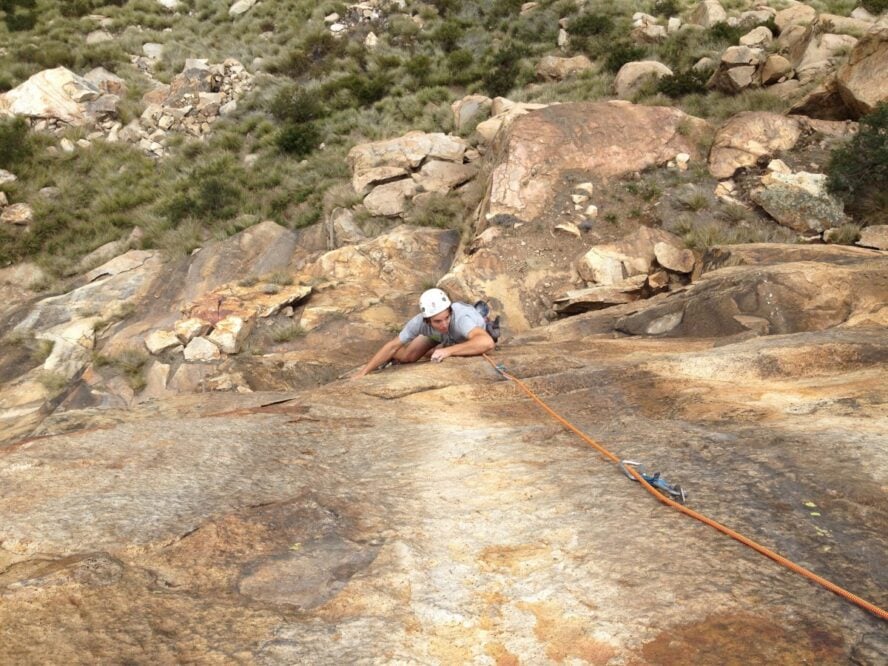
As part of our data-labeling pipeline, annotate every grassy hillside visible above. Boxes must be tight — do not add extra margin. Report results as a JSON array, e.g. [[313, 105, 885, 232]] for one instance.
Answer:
[[0, 0, 879, 276]]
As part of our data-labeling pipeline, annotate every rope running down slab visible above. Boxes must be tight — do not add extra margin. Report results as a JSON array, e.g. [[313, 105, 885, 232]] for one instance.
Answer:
[[482, 353, 888, 622]]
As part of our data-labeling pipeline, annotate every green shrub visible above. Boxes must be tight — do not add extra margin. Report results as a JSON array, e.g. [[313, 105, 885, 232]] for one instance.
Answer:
[[277, 121, 321, 157], [861, 0, 888, 12], [323, 73, 391, 108], [59, 0, 93, 17], [603, 41, 647, 73], [483, 42, 527, 97], [37, 370, 68, 392], [163, 157, 245, 222], [570, 12, 614, 37], [407, 192, 468, 233], [827, 103, 888, 225], [485, 0, 523, 29], [269, 85, 324, 124], [405, 54, 433, 86], [0, 116, 32, 169], [825, 223, 861, 245], [656, 69, 709, 98], [2, 0, 37, 31], [707, 22, 744, 45], [268, 49, 312, 78], [446, 49, 477, 85], [270, 322, 305, 343], [432, 19, 464, 52], [652, 0, 680, 16]]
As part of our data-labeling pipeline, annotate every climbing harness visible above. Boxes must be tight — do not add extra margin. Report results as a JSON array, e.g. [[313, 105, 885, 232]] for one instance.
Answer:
[[620, 460, 686, 504], [483, 354, 888, 622]]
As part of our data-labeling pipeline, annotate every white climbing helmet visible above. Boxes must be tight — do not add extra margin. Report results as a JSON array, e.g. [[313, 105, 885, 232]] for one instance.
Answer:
[[419, 288, 451, 318]]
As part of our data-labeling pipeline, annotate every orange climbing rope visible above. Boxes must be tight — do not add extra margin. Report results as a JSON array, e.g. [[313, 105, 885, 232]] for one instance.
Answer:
[[482, 354, 888, 622]]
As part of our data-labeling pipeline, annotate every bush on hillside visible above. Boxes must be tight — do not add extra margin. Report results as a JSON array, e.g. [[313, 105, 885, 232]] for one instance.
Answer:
[[656, 69, 709, 98], [164, 158, 244, 223], [570, 12, 614, 37], [267, 50, 312, 79], [276, 122, 321, 158], [652, 0, 680, 17], [861, 0, 888, 13], [483, 43, 527, 97], [0, 116, 32, 169], [1, 0, 37, 31], [603, 41, 647, 73], [707, 22, 744, 45], [432, 19, 464, 52], [446, 49, 478, 85], [269, 85, 324, 124], [827, 103, 888, 225]]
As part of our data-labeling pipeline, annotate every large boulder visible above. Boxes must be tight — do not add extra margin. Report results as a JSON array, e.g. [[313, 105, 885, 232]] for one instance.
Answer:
[[708, 112, 804, 179], [611, 245, 887, 337], [229, 0, 257, 16], [536, 55, 594, 81], [790, 25, 858, 84], [484, 101, 710, 224], [347, 132, 473, 218], [690, 0, 727, 28], [751, 169, 848, 233], [614, 61, 673, 99], [576, 227, 688, 285], [297, 225, 459, 333], [858, 225, 888, 250], [451, 94, 492, 133], [348, 131, 467, 177], [0, 202, 33, 226], [788, 74, 852, 119], [760, 55, 794, 85], [774, 4, 817, 33], [707, 46, 767, 94], [836, 16, 888, 118], [0, 67, 117, 126], [13, 251, 166, 337], [474, 101, 548, 143]]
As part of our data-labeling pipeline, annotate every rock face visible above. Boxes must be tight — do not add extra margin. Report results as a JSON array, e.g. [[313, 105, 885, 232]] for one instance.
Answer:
[[0, 67, 118, 127], [790, 25, 858, 84], [451, 94, 492, 133], [607, 244, 887, 337], [858, 225, 888, 250], [836, 16, 888, 118], [484, 101, 710, 224], [0, 240, 885, 663], [535, 55, 594, 80], [690, 0, 727, 28], [614, 61, 673, 99], [708, 112, 803, 179], [752, 169, 848, 233], [130, 59, 253, 155], [0, 203, 33, 226], [707, 46, 766, 94], [347, 131, 476, 219], [576, 226, 689, 285]]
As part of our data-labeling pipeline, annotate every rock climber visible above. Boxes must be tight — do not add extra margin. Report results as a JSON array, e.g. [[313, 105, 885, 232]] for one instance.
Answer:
[[352, 288, 496, 379]]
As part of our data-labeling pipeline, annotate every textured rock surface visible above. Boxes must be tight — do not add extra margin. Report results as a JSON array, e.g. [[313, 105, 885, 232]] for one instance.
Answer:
[[614, 61, 673, 99], [535, 55, 595, 80], [836, 15, 888, 118], [485, 101, 710, 223], [708, 112, 803, 179], [1, 306, 885, 662], [752, 170, 848, 233], [0, 67, 116, 126]]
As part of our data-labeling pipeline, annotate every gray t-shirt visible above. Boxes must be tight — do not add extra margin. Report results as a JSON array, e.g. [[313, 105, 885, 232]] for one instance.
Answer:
[[399, 302, 487, 347]]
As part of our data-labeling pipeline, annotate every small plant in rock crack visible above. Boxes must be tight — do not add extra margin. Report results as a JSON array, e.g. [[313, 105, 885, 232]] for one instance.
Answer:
[[270, 323, 306, 343]]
